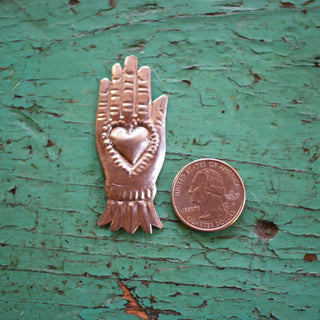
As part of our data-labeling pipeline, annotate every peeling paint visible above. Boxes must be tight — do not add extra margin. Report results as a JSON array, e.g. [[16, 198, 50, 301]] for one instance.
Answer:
[[117, 280, 149, 320]]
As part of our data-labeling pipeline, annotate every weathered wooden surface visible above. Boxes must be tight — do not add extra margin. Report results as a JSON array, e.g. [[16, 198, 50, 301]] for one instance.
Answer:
[[0, 0, 319, 319]]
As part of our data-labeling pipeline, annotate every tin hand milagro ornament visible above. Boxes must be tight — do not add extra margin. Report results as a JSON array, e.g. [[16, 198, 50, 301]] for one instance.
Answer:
[[95, 56, 168, 233]]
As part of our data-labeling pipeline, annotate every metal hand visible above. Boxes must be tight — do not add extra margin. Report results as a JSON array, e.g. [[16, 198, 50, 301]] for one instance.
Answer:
[[95, 56, 167, 233]]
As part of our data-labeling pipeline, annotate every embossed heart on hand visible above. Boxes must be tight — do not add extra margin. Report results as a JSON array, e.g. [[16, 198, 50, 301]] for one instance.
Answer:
[[110, 127, 150, 165]]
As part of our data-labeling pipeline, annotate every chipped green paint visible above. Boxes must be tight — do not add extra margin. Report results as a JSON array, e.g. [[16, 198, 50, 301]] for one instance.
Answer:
[[0, 0, 319, 319]]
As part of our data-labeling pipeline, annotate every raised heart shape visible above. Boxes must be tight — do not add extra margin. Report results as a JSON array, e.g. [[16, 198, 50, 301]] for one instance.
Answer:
[[110, 127, 150, 165]]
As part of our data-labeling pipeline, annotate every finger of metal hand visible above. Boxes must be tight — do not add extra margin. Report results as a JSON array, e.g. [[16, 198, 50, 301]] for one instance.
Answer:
[[110, 63, 122, 122], [96, 78, 111, 122], [122, 56, 138, 121], [152, 95, 168, 129], [96, 78, 111, 154], [137, 66, 151, 121]]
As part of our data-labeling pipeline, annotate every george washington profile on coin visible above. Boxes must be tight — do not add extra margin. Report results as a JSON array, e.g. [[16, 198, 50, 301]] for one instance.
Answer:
[[188, 168, 230, 220]]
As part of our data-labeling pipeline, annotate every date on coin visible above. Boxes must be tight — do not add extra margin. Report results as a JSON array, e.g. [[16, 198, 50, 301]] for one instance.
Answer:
[[171, 159, 245, 232]]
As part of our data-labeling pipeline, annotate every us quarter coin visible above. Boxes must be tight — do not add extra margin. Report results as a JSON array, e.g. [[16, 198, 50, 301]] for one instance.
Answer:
[[171, 159, 246, 232]]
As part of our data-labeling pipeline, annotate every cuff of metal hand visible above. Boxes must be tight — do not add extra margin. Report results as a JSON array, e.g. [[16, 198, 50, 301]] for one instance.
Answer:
[[97, 198, 162, 233], [104, 182, 156, 201]]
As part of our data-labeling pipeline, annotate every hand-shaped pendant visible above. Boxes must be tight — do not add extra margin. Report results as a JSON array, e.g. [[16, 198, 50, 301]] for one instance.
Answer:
[[95, 56, 168, 233]]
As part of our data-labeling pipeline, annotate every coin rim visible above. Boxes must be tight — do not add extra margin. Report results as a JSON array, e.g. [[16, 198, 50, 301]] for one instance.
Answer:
[[171, 158, 246, 232]]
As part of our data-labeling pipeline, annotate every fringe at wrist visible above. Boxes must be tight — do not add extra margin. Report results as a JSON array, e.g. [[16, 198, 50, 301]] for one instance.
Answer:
[[97, 199, 162, 234]]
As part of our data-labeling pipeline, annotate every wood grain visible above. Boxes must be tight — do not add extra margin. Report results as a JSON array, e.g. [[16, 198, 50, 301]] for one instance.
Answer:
[[0, 0, 319, 319]]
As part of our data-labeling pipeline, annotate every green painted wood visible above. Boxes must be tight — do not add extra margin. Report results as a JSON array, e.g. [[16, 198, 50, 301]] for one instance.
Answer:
[[1, 0, 319, 319]]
